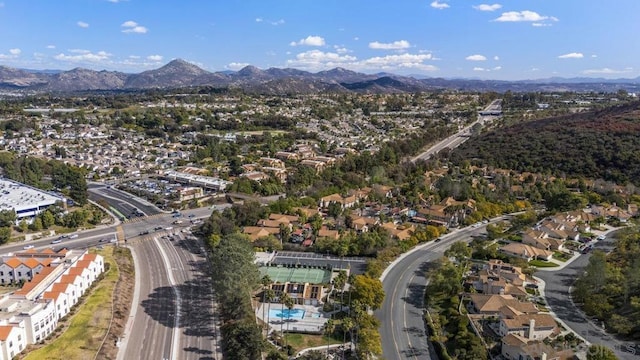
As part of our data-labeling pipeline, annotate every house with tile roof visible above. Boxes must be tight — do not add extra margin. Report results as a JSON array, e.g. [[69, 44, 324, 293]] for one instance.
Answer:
[[499, 243, 553, 262], [0, 324, 27, 360], [468, 294, 539, 316], [498, 313, 559, 340], [501, 334, 574, 360]]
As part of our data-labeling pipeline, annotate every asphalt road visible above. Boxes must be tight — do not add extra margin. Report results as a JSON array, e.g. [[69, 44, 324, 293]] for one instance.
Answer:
[[377, 221, 495, 360], [536, 235, 639, 360], [120, 233, 220, 360], [88, 184, 164, 218], [411, 99, 501, 163]]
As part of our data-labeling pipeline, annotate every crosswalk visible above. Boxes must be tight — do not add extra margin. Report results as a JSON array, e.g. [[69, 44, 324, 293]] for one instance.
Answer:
[[124, 213, 166, 224]]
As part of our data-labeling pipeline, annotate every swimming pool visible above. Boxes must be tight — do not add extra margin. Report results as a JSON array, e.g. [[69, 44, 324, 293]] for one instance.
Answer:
[[269, 308, 305, 319]]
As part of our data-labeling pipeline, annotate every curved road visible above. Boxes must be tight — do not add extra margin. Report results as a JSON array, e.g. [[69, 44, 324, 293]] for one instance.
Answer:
[[377, 220, 500, 360], [537, 235, 638, 360]]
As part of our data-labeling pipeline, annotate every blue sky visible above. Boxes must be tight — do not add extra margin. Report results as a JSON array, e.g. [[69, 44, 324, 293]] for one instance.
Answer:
[[0, 0, 638, 80]]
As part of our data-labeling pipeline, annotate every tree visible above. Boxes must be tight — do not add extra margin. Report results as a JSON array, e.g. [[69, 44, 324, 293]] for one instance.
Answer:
[[0, 210, 16, 228], [0, 227, 11, 244], [445, 241, 471, 262], [350, 275, 385, 311], [261, 275, 272, 330], [266, 350, 287, 360], [586, 344, 618, 360], [283, 292, 295, 338], [357, 327, 383, 359], [40, 210, 55, 229]]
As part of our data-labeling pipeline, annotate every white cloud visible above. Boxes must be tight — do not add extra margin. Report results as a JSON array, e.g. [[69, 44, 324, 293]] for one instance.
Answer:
[[493, 66, 502, 71], [54, 50, 112, 63], [128, 55, 141, 59], [286, 50, 437, 72], [494, 55, 500, 61], [466, 54, 487, 61], [290, 35, 326, 47], [368, 40, 411, 50], [226, 62, 250, 70], [473, 4, 502, 11], [558, 52, 584, 59], [334, 46, 351, 54], [591, 54, 598, 58], [494, 11, 558, 24], [431, 1, 450, 9], [69, 49, 91, 54], [582, 68, 632, 75], [121, 21, 148, 34], [0, 48, 21, 60], [256, 17, 284, 26], [530, 67, 540, 72], [354, 37, 359, 41], [46, 45, 56, 49], [473, 67, 489, 72], [532, 23, 552, 27], [77, 21, 89, 28], [146, 54, 163, 61]]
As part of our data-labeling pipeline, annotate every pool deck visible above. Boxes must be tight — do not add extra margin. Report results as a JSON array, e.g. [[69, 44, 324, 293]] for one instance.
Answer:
[[257, 303, 329, 334]]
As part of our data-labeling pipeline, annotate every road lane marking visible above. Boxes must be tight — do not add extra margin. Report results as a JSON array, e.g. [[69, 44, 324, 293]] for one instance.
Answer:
[[405, 274, 419, 360], [154, 237, 181, 360]]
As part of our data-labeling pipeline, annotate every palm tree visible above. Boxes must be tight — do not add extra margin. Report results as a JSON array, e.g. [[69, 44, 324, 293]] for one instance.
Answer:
[[265, 288, 275, 331], [324, 318, 336, 355], [341, 317, 355, 360], [261, 275, 272, 329], [283, 293, 295, 337], [280, 292, 292, 347]]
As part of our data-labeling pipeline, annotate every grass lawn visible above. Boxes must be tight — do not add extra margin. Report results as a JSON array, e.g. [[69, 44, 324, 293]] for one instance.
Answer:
[[24, 247, 119, 360], [284, 333, 342, 353], [553, 251, 572, 262], [529, 259, 559, 268]]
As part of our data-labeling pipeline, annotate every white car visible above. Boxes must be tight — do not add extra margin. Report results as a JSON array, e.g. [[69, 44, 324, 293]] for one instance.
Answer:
[[51, 238, 62, 244], [596, 235, 606, 241], [23, 244, 35, 250]]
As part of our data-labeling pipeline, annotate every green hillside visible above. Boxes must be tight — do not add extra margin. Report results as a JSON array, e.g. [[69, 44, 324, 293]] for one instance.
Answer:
[[451, 102, 640, 185]]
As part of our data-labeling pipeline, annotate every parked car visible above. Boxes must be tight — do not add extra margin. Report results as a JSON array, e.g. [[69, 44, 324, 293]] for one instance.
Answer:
[[596, 234, 606, 241]]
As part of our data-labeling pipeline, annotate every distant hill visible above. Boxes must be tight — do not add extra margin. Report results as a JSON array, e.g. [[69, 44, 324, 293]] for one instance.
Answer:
[[1, 59, 640, 94], [451, 101, 640, 185]]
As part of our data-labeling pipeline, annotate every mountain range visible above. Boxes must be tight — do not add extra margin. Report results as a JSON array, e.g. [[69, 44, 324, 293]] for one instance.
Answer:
[[1, 59, 640, 94]]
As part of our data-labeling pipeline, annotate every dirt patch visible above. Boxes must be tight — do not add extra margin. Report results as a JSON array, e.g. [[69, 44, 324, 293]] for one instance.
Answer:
[[96, 246, 135, 360]]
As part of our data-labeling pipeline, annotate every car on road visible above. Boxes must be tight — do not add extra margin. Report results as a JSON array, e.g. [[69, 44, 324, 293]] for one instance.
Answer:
[[139, 230, 150, 235], [51, 238, 62, 244], [23, 244, 35, 250], [596, 234, 606, 241], [435, 237, 442, 242], [154, 226, 163, 231], [69, 234, 79, 239]]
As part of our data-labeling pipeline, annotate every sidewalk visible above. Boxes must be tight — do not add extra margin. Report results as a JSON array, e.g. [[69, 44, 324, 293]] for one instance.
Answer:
[[535, 225, 621, 272]]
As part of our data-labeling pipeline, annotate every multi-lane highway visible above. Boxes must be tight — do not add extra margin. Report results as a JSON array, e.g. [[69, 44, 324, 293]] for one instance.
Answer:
[[411, 99, 501, 163], [0, 184, 228, 360], [119, 232, 220, 360], [88, 183, 165, 218], [376, 219, 501, 360]]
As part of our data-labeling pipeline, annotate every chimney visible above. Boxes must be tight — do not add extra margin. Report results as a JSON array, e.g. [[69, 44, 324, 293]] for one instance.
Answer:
[[528, 318, 536, 340]]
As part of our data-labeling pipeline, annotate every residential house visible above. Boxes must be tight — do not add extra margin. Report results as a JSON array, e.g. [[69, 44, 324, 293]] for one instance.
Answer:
[[498, 314, 558, 340], [468, 294, 538, 317], [300, 159, 325, 173], [317, 227, 340, 240], [501, 334, 575, 360], [500, 243, 553, 262], [242, 226, 281, 242], [319, 194, 358, 210]]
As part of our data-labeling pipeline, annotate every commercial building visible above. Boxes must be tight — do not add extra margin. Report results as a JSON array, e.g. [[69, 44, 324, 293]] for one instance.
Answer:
[[0, 179, 65, 222]]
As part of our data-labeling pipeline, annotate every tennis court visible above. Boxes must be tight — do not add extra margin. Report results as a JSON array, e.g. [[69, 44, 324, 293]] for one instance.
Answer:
[[260, 266, 331, 284]]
